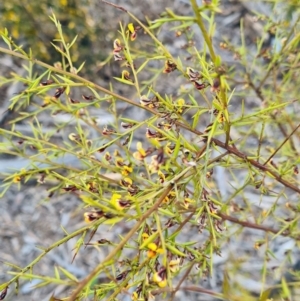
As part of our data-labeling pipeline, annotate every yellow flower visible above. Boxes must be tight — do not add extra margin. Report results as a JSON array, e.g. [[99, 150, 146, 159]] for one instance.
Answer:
[[110, 193, 131, 211], [115, 157, 132, 176], [13, 175, 21, 183], [114, 149, 120, 157], [169, 258, 181, 273], [157, 278, 167, 288], [127, 23, 138, 41], [133, 142, 146, 161], [113, 38, 122, 52], [163, 191, 176, 203], [152, 268, 167, 287], [148, 155, 159, 174], [176, 98, 185, 114], [122, 165, 133, 176], [147, 242, 164, 258], [142, 232, 149, 240], [183, 197, 195, 209], [131, 292, 138, 301], [104, 152, 111, 161], [165, 142, 175, 155], [120, 177, 133, 187], [84, 210, 104, 223], [122, 70, 133, 82], [157, 170, 166, 183], [152, 272, 163, 283]]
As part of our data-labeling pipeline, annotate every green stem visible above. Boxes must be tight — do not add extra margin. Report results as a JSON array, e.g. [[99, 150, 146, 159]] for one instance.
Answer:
[[190, 0, 216, 64], [1, 223, 100, 289], [190, 0, 229, 143]]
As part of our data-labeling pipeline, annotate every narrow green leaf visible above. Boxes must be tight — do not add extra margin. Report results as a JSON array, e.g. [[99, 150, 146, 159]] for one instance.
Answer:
[[58, 267, 78, 282], [165, 243, 186, 257], [113, 77, 135, 86], [139, 231, 159, 250], [68, 35, 78, 49]]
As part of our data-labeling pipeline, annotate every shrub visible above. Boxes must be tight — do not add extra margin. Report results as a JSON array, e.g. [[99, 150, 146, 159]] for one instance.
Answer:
[[0, 0, 300, 300], [0, 0, 108, 69]]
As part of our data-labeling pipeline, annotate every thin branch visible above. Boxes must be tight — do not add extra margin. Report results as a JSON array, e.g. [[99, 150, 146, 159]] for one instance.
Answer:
[[190, 0, 216, 63], [168, 263, 195, 301], [176, 121, 300, 194], [181, 285, 225, 300], [101, 0, 128, 12], [247, 75, 298, 153], [264, 123, 300, 166], [2, 223, 94, 288], [219, 213, 282, 236]]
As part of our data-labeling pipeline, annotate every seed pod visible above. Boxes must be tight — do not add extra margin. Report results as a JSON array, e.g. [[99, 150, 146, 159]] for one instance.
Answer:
[[116, 270, 129, 281], [121, 122, 133, 129], [163, 60, 177, 73], [82, 94, 95, 101], [40, 79, 54, 86], [0, 287, 8, 300], [54, 87, 66, 98]]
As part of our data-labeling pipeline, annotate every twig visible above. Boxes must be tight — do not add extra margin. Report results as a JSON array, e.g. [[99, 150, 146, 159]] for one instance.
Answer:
[[177, 121, 300, 194], [101, 0, 127, 12], [181, 285, 225, 300], [168, 262, 195, 301], [264, 123, 300, 166], [219, 213, 282, 236], [247, 67, 298, 154]]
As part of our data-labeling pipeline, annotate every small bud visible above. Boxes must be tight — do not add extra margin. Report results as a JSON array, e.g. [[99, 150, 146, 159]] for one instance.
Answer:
[[37, 173, 46, 184], [254, 241, 263, 250], [214, 219, 225, 233], [98, 145, 107, 152], [116, 270, 128, 281], [163, 60, 177, 73], [102, 126, 116, 135], [198, 213, 207, 232], [121, 122, 133, 129], [0, 287, 8, 300], [194, 81, 208, 90], [68, 133, 79, 141], [54, 87, 66, 98], [211, 78, 220, 92], [97, 239, 111, 244], [206, 169, 213, 179], [187, 67, 201, 82], [146, 128, 158, 139], [140, 95, 152, 106], [270, 160, 277, 169], [82, 94, 95, 101], [70, 98, 80, 104], [114, 53, 124, 61], [152, 267, 167, 287], [122, 135, 130, 146], [293, 166, 299, 175], [40, 79, 54, 86], [84, 210, 104, 223], [113, 39, 123, 52], [122, 70, 133, 82], [219, 42, 228, 49]]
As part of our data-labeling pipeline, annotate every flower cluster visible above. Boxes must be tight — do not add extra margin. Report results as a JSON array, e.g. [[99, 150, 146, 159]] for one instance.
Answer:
[[187, 67, 209, 90], [197, 188, 225, 233]]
